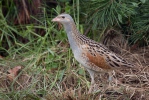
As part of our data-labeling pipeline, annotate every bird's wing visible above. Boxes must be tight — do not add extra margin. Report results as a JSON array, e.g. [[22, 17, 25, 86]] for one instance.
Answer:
[[82, 44, 112, 71], [104, 52, 135, 68], [82, 43, 134, 71]]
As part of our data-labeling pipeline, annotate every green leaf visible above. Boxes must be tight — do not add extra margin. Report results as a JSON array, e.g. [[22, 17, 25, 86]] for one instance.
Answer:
[[118, 14, 122, 23], [78, 68, 85, 75], [56, 5, 61, 14], [132, 2, 139, 7], [140, 0, 146, 3], [58, 70, 65, 82], [47, 48, 54, 56]]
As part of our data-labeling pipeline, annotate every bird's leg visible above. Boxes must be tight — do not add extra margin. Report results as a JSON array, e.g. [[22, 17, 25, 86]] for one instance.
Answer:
[[108, 70, 119, 86], [108, 71, 112, 87], [108, 71, 113, 82], [86, 69, 95, 93]]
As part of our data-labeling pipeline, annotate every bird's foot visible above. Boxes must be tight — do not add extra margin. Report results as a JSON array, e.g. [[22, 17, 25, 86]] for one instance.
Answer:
[[88, 83, 100, 94], [108, 78, 122, 88]]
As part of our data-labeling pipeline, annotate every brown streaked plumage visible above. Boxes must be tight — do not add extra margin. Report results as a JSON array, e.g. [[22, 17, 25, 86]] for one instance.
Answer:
[[52, 13, 135, 93], [87, 51, 112, 70]]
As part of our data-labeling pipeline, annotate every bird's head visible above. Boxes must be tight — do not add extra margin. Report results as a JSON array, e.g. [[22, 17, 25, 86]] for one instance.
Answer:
[[52, 13, 74, 24]]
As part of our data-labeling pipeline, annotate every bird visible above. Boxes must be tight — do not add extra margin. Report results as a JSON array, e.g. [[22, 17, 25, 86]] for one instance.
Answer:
[[52, 13, 135, 92]]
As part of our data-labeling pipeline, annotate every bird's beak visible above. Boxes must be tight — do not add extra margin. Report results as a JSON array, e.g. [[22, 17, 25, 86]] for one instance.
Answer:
[[52, 17, 60, 22]]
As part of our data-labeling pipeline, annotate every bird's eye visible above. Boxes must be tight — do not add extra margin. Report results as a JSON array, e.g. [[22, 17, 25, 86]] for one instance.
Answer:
[[62, 16, 65, 19]]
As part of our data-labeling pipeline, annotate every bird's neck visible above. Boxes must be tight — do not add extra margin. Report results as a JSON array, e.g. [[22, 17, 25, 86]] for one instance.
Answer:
[[63, 22, 81, 51]]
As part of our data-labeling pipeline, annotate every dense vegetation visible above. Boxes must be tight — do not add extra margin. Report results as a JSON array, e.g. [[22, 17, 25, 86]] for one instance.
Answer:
[[0, 0, 149, 99]]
